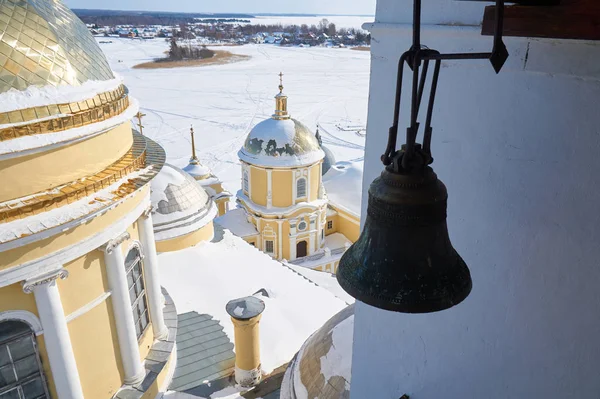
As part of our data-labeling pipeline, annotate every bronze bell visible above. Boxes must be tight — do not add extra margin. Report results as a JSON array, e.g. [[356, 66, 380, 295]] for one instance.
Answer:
[[336, 164, 472, 313]]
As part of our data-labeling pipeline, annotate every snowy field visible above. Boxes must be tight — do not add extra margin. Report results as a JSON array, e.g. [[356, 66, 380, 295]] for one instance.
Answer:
[[99, 38, 369, 199]]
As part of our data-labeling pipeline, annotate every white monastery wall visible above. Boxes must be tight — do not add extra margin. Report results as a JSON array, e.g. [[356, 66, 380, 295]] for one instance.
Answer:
[[351, 0, 600, 398]]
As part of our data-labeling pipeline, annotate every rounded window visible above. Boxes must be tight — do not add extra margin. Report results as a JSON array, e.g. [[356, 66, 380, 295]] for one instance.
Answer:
[[298, 221, 307, 231]]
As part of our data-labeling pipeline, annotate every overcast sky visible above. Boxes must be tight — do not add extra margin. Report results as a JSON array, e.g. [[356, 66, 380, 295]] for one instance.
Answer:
[[64, 0, 376, 15]]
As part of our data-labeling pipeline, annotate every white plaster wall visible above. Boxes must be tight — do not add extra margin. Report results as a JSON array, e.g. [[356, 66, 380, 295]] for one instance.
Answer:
[[351, 2, 600, 398]]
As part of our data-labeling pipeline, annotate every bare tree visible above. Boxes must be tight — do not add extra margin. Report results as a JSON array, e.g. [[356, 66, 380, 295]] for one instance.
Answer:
[[328, 22, 337, 37], [318, 18, 329, 34]]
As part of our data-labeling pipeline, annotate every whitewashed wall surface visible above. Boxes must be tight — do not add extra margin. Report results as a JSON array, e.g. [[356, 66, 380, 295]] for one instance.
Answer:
[[351, 0, 600, 398]]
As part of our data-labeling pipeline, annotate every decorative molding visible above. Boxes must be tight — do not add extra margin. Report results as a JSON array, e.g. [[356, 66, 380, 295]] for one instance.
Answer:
[[22, 269, 69, 294], [101, 232, 131, 255], [0, 310, 44, 336], [0, 194, 150, 289], [141, 205, 153, 219], [66, 292, 112, 323]]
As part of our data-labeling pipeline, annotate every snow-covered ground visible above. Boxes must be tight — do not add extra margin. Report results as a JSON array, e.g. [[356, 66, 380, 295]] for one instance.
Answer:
[[98, 39, 369, 204]]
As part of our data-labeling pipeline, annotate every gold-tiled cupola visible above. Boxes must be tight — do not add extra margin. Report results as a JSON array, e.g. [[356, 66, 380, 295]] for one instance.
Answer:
[[0, 0, 114, 93]]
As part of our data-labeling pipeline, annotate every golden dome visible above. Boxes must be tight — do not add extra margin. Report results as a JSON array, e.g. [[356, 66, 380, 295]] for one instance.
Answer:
[[239, 75, 324, 167], [0, 0, 114, 94]]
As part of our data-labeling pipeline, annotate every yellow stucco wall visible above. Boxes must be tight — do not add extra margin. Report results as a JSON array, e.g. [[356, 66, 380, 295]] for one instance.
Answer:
[[1, 187, 148, 270], [308, 163, 321, 202], [281, 222, 291, 260], [36, 336, 56, 398], [216, 199, 228, 216], [138, 322, 154, 362], [326, 214, 339, 235], [272, 169, 292, 207], [69, 300, 124, 399], [250, 167, 267, 206], [335, 207, 360, 243], [58, 251, 109, 317], [156, 221, 214, 253], [0, 122, 133, 202], [0, 282, 38, 315]]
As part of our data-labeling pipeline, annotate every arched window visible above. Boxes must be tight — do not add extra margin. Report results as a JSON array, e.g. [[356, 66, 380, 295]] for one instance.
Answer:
[[243, 171, 249, 193], [296, 178, 307, 199], [125, 245, 149, 340], [0, 321, 49, 398]]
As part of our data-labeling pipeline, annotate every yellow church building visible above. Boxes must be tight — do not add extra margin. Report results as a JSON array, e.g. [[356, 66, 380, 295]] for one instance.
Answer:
[[0, 2, 178, 398], [215, 76, 361, 273]]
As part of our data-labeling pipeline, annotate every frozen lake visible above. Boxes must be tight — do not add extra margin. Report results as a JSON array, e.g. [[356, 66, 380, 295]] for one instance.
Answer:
[[99, 38, 369, 198]]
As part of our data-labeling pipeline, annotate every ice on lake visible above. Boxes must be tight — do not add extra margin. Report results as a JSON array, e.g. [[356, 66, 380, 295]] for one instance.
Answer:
[[99, 38, 369, 202]]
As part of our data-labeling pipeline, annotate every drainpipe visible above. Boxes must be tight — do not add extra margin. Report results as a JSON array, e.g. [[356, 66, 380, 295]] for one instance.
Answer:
[[226, 296, 266, 387]]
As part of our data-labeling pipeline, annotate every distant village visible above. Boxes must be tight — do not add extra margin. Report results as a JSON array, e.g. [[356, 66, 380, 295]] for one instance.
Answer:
[[86, 18, 371, 48]]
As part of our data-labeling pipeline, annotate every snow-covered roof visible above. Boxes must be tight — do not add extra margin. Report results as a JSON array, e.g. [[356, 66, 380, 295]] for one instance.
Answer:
[[157, 230, 348, 375], [151, 164, 217, 241], [281, 304, 354, 399], [0, 76, 123, 114], [214, 207, 258, 238], [286, 264, 355, 305], [239, 118, 325, 168], [182, 162, 212, 180], [323, 161, 364, 217], [0, 166, 155, 246], [0, 97, 139, 158]]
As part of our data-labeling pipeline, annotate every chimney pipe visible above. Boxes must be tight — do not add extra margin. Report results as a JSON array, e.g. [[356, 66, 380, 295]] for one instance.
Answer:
[[226, 296, 266, 387]]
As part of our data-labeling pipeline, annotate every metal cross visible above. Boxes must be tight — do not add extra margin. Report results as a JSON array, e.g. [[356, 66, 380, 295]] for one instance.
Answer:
[[278, 72, 284, 93], [134, 111, 146, 135]]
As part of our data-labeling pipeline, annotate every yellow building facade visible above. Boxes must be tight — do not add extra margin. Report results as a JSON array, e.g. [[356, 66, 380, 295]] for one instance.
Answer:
[[0, 2, 175, 398]]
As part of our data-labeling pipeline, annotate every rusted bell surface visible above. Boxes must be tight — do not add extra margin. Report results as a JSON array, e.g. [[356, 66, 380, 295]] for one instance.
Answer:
[[336, 166, 472, 313]]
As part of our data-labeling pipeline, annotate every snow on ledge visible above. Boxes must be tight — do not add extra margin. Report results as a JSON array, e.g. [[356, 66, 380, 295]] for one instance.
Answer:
[[0, 166, 155, 245], [0, 97, 139, 157], [0, 75, 124, 114]]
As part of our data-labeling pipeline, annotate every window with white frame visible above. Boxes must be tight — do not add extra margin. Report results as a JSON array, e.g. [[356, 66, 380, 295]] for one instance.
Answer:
[[0, 321, 49, 399], [296, 177, 307, 199], [327, 220, 333, 230], [243, 171, 249, 193], [265, 240, 274, 254], [125, 245, 150, 340]]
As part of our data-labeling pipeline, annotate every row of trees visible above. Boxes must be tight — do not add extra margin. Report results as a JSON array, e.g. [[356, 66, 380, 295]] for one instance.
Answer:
[[166, 38, 214, 61]]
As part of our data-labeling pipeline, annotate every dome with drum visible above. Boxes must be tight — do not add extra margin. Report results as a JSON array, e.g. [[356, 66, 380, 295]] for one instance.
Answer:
[[238, 76, 324, 168], [150, 164, 218, 252]]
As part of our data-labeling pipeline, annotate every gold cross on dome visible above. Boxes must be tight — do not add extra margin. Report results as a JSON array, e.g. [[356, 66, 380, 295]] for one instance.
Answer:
[[278, 72, 284, 93], [134, 111, 146, 135]]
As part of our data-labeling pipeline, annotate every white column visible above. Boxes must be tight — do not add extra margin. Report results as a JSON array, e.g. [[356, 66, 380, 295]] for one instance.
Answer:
[[277, 220, 283, 260], [266, 169, 273, 209], [137, 208, 168, 340], [23, 269, 84, 399], [102, 233, 146, 385]]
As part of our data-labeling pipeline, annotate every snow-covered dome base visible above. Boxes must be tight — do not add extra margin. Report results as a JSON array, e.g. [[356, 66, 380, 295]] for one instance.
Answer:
[[150, 164, 217, 241], [239, 118, 324, 168], [281, 305, 354, 399]]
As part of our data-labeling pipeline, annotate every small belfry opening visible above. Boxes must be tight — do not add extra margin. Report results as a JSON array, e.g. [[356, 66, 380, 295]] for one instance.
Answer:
[[273, 72, 290, 120]]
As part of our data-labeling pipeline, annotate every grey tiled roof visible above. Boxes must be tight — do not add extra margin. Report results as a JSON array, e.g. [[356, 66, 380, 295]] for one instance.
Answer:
[[169, 312, 236, 396]]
